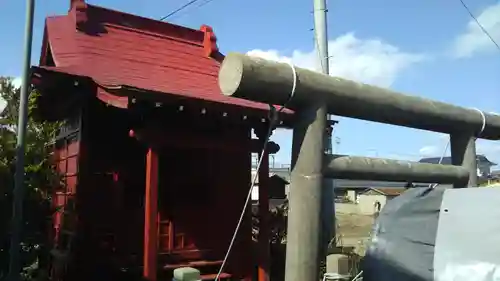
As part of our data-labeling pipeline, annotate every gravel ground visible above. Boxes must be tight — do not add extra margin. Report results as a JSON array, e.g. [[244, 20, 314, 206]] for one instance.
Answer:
[[336, 213, 375, 255]]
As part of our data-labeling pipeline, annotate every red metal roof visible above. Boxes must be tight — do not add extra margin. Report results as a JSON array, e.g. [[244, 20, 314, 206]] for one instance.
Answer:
[[39, 0, 291, 114]]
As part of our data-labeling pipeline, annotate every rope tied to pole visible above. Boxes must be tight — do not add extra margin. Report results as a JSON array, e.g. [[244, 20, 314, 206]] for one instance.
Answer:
[[471, 107, 486, 138], [215, 61, 298, 280]]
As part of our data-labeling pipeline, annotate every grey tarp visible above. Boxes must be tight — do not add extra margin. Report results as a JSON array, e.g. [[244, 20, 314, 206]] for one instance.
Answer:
[[433, 188, 500, 281], [362, 186, 446, 281], [363, 187, 500, 281]]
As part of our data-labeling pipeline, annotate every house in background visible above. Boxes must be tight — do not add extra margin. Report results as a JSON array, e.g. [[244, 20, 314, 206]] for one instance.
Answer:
[[419, 155, 497, 178], [357, 188, 405, 215], [250, 172, 289, 219], [333, 180, 410, 203], [250, 167, 290, 202], [252, 154, 497, 203]]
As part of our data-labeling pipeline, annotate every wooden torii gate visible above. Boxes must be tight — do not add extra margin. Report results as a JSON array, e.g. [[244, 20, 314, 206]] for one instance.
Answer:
[[217, 53, 500, 281]]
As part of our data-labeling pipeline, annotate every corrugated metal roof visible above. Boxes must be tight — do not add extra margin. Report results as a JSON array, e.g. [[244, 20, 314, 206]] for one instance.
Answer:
[[39, 1, 292, 113]]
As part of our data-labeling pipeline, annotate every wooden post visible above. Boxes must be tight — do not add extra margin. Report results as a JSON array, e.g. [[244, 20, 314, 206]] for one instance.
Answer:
[[258, 148, 270, 281], [285, 103, 327, 281], [451, 133, 478, 188], [216, 52, 492, 281], [323, 155, 470, 184], [144, 148, 159, 281], [218, 53, 500, 140]]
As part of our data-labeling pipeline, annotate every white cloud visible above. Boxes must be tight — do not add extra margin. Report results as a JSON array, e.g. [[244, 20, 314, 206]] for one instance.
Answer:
[[418, 134, 451, 157], [419, 145, 442, 157], [451, 2, 500, 58], [477, 139, 500, 159], [248, 33, 426, 165], [12, 77, 22, 89], [247, 32, 425, 88]]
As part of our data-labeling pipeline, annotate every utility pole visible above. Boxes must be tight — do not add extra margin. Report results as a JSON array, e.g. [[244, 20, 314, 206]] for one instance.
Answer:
[[313, 0, 336, 258], [8, 0, 35, 281], [314, 0, 332, 155]]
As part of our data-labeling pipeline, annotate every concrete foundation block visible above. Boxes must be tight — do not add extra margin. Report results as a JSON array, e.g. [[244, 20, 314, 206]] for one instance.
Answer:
[[173, 267, 201, 281], [326, 254, 350, 276]]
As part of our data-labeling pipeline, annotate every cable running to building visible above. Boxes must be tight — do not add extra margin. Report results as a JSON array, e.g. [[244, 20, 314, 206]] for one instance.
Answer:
[[160, 0, 199, 21], [160, 0, 217, 21], [458, 0, 500, 52]]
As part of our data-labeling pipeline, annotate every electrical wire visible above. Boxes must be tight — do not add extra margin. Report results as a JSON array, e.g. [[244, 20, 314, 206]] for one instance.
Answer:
[[427, 138, 450, 189], [430, 108, 486, 189], [214, 118, 276, 281], [159, 0, 220, 21], [165, 0, 218, 21], [159, 0, 202, 21], [458, 0, 500, 52], [196, 0, 218, 9], [215, 63, 297, 280]]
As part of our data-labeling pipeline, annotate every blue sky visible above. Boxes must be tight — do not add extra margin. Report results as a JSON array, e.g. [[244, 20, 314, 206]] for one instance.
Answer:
[[1, 0, 500, 166]]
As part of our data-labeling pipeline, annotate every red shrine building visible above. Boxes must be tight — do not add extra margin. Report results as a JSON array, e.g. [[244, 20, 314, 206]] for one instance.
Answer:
[[30, 1, 292, 281]]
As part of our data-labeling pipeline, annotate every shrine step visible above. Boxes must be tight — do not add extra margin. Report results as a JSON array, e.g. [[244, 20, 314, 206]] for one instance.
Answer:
[[163, 260, 223, 270], [158, 258, 230, 281], [158, 249, 211, 263]]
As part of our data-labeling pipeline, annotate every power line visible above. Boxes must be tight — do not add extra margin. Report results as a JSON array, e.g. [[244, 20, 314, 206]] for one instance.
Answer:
[[192, 0, 218, 12], [458, 0, 500, 52], [159, 0, 217, 21], [160, 0, 200, 21]]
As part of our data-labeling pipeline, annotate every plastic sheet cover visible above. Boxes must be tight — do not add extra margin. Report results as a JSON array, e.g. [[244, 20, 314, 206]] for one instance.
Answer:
[[363, 187, 500, 281], [362, 186, 446, 281], [433, 188, 500, 281]]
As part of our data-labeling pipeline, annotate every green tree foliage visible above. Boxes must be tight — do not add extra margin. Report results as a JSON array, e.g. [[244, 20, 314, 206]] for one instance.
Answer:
[[0, 77, 61, 281]]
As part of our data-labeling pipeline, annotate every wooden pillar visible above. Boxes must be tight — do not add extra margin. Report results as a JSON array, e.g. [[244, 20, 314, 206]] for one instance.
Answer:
[[144, 148, 159, 281], [285, 103, 326, 281], [450, 133, 478, 188], [257, 148, 270, 281], [254, 125, 272, 281]]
